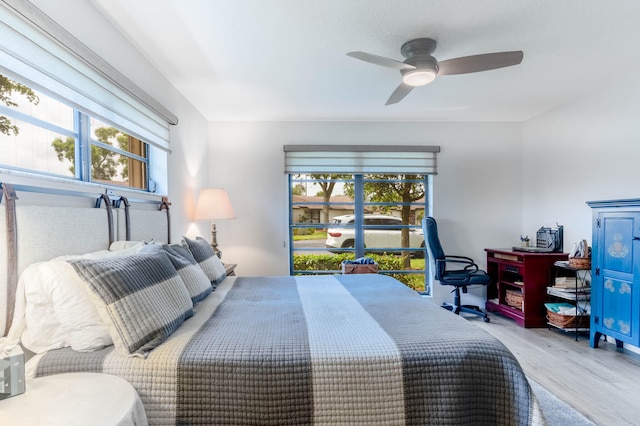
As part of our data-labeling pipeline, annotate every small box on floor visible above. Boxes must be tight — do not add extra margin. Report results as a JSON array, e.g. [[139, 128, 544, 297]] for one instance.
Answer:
[[341, 258, 378, 274], [0, 346, 25, 400]]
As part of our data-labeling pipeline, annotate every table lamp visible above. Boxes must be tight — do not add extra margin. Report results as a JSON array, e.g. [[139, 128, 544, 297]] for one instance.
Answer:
[[194, 188, 235, 258]]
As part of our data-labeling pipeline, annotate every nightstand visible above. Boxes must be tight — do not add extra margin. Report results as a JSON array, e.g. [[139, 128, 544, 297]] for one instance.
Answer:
[[0, 372, 147, 425], [224, 263, 237, 276]]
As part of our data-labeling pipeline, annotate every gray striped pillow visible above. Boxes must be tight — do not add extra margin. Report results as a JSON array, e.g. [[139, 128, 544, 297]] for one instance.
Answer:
[[69, 252, 194, 357], [181, 236, 227, 284], [140, 243, 212, 304]]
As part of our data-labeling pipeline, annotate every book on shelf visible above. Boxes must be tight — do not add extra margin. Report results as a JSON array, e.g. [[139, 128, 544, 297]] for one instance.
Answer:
[[547, 286, 591, 300], [553, 276, 590, 289]]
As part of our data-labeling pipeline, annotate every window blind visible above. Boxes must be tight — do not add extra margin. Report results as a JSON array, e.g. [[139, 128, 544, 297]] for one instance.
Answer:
[[0, 0, 177, 152], [283, 145, 440, 175]]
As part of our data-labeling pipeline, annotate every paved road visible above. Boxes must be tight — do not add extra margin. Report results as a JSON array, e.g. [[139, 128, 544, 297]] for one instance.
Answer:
[[293, 238, 332, 255]]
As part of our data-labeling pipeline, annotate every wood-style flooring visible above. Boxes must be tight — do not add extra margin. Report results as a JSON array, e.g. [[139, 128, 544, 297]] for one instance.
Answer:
[[471, 313, 640, 426]]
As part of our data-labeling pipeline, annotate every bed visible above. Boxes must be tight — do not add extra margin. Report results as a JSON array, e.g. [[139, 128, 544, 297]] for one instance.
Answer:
[[0, 183, 545, 425]]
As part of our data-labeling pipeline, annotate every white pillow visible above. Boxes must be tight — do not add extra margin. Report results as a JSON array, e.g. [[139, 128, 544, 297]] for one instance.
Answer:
[[10, 262, 68, 354], [109, 240, 146, 251]]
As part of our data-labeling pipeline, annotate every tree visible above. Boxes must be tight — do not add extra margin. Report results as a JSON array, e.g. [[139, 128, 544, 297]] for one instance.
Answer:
[[0, 74, 39, 135], [366, 174, 425, 268], [51, 127, 131, 182], [291, 183, 306, 195]]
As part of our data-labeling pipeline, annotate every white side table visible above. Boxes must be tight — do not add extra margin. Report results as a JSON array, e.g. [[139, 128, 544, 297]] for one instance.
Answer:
[[0, 372, 147, 425]]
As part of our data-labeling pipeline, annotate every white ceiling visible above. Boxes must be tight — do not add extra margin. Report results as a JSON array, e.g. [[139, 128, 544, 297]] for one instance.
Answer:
[[90, 0, 640, 122]]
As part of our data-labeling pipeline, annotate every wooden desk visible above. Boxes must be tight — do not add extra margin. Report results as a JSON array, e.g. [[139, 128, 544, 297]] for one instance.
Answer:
[[485, 248, 567, 328]]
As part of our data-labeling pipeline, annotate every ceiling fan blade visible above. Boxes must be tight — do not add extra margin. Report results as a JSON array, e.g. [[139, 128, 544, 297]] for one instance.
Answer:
[[437, 51, 523, 75], [385, 83, 414, 105], [347, 51, 416, 70]]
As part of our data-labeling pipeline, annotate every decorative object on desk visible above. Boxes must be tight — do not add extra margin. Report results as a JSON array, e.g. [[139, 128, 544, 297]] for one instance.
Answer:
[[519, 235, 530, 248], [194, 188, 236, 258], [0, 345, 25, 400], [536, 224, 563, 252], [342, 257, 378, 274], [568, 239, 591, 269]]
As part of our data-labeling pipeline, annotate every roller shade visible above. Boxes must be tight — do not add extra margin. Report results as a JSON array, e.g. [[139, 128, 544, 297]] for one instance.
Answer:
[[0, 0, 177, 152], [284, 145, 440, 175]]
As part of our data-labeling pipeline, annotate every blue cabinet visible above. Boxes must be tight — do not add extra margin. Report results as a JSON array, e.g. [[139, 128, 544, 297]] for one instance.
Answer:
[[587, 199, 640, 348]]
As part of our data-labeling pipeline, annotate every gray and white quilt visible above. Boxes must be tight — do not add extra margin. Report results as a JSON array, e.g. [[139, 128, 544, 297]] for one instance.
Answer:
[[32, 274, 544, 425]]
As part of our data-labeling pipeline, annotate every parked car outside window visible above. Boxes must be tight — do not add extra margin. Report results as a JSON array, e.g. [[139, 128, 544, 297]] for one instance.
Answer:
[[325, 214, 424, 257]]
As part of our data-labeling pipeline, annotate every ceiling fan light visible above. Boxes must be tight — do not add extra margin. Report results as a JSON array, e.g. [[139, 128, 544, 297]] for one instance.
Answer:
[[402, 69, 436, 86]]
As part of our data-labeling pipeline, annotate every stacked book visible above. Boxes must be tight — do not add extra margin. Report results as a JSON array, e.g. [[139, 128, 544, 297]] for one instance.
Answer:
[[547, 276, 591, 301]]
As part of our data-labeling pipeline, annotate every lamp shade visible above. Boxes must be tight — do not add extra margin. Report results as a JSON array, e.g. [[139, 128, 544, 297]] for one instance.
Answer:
[[194, 188, 236, 221]]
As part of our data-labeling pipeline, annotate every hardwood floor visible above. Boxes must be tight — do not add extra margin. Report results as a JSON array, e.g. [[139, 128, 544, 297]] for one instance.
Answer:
[[471, 313, 640, 425]]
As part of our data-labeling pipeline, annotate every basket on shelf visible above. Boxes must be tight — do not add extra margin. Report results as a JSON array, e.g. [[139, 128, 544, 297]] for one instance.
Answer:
[[568, 239, 591, 270], [568, 257, 591, 269], [505, 289, 523, 311], [545, 302, 589, 328]]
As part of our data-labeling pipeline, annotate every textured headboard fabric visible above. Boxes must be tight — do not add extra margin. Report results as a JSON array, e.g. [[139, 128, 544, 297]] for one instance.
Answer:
[[0, 183, 171, 336], [115, 206, 170, 243]]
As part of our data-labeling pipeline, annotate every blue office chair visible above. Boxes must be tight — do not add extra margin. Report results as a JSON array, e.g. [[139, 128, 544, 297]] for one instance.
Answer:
[[422, 217, 490, 322]]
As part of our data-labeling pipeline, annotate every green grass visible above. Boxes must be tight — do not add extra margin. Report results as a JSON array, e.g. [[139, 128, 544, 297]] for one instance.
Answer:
[[411, 258, 425, 269]]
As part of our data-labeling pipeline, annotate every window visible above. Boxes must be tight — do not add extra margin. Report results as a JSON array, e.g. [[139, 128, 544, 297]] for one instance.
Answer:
[[285, 145, 439, 294], [0, 75, 149, 190], [289, 173, 431, 293]]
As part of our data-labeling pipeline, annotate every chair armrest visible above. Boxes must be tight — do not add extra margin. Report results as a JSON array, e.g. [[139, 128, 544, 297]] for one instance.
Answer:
[[442, 255, 479, 271]]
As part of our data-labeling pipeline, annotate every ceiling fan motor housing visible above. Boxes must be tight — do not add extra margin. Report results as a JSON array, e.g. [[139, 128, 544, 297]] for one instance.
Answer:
[[401, 38, 437, 58]]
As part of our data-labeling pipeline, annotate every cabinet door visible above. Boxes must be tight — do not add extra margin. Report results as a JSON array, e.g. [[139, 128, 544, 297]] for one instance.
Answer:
[[594, 212, 640, 343]]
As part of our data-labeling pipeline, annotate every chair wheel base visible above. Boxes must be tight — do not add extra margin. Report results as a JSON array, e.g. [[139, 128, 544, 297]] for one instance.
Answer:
[[441, 302, 490, 322]]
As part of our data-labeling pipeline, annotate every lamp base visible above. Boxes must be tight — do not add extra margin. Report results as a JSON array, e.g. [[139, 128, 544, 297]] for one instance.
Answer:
[[210, 220, 222, 258]]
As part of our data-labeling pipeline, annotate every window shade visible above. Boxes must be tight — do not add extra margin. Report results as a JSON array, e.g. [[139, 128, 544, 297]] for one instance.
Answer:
[[0, 0, 177, 152], [284, 145, 440, 175]]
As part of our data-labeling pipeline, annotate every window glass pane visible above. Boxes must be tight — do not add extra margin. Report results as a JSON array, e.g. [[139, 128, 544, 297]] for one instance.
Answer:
[[88, 147, 146, 188], [91, 118, 146, 156], [89, 118, 148, 190], [1, 75, 76, 177], [0, 119, 76, 177], [1, 75, 74, 131]]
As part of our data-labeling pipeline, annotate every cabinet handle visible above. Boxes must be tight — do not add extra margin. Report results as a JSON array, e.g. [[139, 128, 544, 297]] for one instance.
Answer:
[[634, 237, 640, 241]]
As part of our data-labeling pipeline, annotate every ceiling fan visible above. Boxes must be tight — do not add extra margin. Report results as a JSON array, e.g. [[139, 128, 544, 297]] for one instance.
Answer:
[[347, 38, 523, 105]]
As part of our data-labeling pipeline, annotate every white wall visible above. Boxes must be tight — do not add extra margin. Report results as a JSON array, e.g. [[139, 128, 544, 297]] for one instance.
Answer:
[[523, 75, 640, 249], [209, 121, 523, 305], [28, 0, 210, 242]]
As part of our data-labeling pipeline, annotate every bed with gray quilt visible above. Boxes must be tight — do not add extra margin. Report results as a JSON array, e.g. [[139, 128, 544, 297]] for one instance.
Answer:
[[29, 273, 543, 425], [0, 184, 543, 425]]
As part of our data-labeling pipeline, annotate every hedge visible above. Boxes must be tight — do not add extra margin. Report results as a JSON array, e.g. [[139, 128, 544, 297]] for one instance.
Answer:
[[292, 253, 425, 292]]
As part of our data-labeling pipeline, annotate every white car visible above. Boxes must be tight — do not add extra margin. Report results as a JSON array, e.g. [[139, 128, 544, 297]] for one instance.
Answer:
[[325, 214, 425, 257]]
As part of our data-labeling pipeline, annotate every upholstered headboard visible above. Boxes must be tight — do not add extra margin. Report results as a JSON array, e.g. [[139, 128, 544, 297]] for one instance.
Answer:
[[0, 183, 171, 336]]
